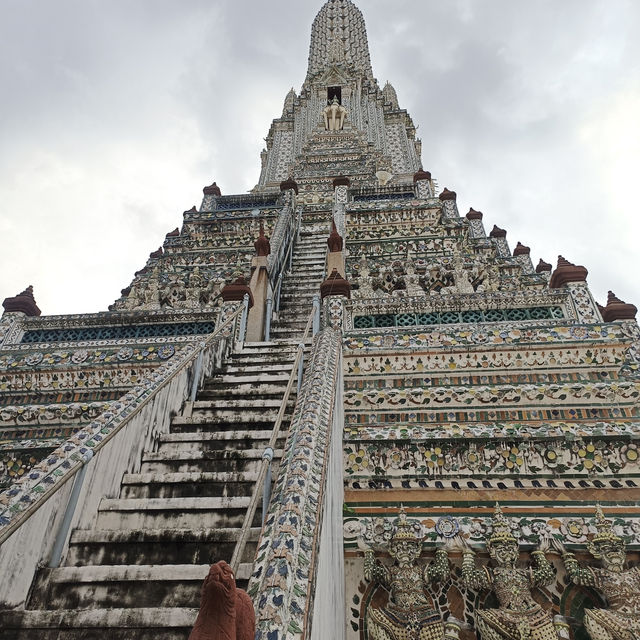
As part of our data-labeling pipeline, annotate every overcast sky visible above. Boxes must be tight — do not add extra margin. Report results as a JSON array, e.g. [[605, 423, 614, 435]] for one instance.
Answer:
[[1, 0, 638, 316]]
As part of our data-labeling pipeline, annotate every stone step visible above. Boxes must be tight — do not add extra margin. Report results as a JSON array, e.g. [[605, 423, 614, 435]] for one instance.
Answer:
[[66, 527, 261, 567], [271, 320, 310, 330], [207, 371, 291, 385], [288, 252, 325, 259], [155, 437, 285, 456], [280, 291, 319, 299], [197, 382, 290, 398], [271, 327, 311, 336], [234, 340, 301, 351], [140, 447, 283, 474], [281, 276, 325, 285], [120, 469, 267, 499], [170, 413, 285, 431], [290, 263, 325, 271], [95, 496, 254, 530], [158, 430, 281, 445], [0, 607, 197, 639], [221, 362, 296, 374], [192, 397, 287, 410], [29, 563, 252, 611], [229, 353, 299, 365]]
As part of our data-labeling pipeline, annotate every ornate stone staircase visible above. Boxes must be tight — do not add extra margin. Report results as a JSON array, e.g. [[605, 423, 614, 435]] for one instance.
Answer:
[[270, 222, 328, 339], [0, 223, 329, 639]]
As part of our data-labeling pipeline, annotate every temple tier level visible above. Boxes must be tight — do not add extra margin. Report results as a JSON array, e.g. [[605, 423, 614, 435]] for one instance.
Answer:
[[0, 1, 639, 639]]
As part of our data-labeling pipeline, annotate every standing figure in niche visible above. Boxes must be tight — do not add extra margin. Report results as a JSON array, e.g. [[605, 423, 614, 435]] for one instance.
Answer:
[[405, 263, 426, 297], [361, 509, 461, 640], [323, 96, 347, 131], [555, 505, 640, 640], [456, 504, 561, 640]]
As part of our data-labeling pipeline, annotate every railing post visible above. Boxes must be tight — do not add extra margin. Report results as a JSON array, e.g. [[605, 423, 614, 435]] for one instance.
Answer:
[[275, 274, 283, 314], [265, 297, 273, 342], [49, 450, 94, 568], [312, 294, 321, 336], [238, 293, 250, 345], [189, 350, 204, 403], [262, 447, 274, 526], [297, 342, 305, 393]]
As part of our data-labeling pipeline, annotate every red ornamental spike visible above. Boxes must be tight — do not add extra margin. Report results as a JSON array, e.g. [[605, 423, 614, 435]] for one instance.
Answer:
[[2, 285, 41, 316]]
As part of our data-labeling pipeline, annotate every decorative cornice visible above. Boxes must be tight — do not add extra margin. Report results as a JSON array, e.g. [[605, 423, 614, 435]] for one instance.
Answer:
[[490, 225, 507, 238], [536, 259, 552, 273], [254, 221, 271, 257], [550, 255, 588, 288], [320, 268, 351, 299], [413, 170, 431, 183], [203, 182, 222, 196], [327, 219, 343, 253], [280, 178, 299, 194], [603, 291, 637, 322], [439, 187, 457, 202], [221, 277, 254, 308], [2, 286, 41, 317]]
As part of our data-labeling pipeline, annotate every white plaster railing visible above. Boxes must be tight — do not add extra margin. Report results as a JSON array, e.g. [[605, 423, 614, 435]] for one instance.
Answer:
[[230, 306, 317, 573], [269, 206, 302, 309], [0, 305, 244, 606], [267, 202, 296, 280], [249, 327, 343, 640]]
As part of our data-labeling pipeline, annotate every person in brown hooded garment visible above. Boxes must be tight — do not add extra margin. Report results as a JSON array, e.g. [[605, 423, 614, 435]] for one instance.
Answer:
[[188, 560, 255, 640]]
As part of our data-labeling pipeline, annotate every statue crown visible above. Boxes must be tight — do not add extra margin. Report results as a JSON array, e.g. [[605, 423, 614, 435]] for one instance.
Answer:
[[592, 504, 623, 546], [391, 508, 420, 543], [488, 503, 517, 546]]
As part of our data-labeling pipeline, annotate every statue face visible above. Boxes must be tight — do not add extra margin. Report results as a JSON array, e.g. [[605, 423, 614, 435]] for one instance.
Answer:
[[390, 539, 421, 565], [599, 541, 626, 571], [489, 540, 518, 567]]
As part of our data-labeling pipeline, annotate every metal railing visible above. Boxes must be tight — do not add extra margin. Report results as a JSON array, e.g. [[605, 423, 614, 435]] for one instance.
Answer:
[[266, 206, 303, 341], [229, 305, 318, 573]]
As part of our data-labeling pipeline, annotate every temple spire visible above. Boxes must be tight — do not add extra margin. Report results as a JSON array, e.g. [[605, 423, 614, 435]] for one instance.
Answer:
[[306, 0, 374, 82]]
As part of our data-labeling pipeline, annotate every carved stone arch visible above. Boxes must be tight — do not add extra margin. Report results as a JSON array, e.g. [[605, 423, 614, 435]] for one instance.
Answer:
[[559, 584, 607, 640], [359, 579, 390, 640]]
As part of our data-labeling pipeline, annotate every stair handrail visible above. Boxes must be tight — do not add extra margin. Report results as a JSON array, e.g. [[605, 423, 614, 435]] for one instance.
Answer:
[[0, 305, 245, 546], [229, 304, 314, 574], [270, 206, 303, 316]]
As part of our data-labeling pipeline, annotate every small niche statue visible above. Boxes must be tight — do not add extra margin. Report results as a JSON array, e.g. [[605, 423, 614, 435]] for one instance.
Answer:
[[555, 505, 640, 640], [361, 508, 461, 640], [323, 96, 347, 131], [456, 504, 560, 640]]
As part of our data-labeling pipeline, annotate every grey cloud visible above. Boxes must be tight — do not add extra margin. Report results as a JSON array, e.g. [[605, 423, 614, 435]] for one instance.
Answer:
[[0, 0, 638, 314]]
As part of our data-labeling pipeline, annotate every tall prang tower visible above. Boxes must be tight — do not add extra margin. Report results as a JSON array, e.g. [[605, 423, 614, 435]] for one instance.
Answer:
[[255, 0, 420, 199], [1, 1, 640, 639]]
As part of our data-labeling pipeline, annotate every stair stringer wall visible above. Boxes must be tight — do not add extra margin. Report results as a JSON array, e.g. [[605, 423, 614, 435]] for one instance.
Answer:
[[0, 309, 239, 609], [310, 350, 346, 640], [249, 327, 342, 640]]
